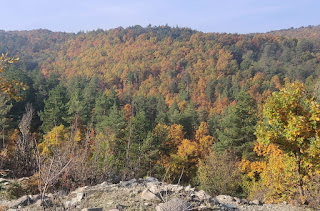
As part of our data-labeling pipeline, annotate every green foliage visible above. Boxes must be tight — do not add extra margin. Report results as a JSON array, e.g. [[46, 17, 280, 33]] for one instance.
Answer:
[[197, 150, 242, 196], [39, 84, 69, 133], [215, 91, 257, 160]]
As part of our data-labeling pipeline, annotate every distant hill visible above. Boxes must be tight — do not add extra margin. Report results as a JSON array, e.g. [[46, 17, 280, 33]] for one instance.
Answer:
[[0, 25, 320, 112], [267, 25, 320, 40]]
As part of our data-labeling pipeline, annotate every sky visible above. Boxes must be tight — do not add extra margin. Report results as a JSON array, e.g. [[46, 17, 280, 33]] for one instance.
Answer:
[[1, 0, 319, 34]]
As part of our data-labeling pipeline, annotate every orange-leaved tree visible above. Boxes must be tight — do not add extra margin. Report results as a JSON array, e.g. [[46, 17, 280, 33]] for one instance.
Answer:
[[162, 122, 214, 182]]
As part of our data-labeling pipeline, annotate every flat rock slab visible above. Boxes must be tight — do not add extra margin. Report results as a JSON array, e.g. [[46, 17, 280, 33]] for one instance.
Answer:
[[141, 189, 161, 201]]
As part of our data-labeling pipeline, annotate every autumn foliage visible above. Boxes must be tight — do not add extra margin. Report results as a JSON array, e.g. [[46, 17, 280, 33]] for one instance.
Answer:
[[1, 26, 320, 207]]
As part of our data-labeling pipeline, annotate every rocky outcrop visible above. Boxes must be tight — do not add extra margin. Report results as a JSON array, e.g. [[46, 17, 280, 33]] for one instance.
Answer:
[[0, 177, 309, 210]]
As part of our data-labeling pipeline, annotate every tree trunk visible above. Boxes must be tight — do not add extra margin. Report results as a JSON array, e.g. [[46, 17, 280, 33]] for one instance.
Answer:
[[296, 149, 304, 200]]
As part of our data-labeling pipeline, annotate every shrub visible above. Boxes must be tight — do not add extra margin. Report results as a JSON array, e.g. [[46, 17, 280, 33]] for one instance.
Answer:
[[197, 150, 242, 196]]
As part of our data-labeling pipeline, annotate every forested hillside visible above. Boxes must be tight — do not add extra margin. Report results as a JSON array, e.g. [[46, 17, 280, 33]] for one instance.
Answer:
[[1, 25, 320, 206]]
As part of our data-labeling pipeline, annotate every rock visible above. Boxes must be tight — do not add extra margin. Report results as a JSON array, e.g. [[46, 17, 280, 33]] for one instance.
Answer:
[[120, 178, 137, 187], [64, 200, 72, 208], [81, 208, 103, 211], [156, 198, 191, 211], [145, 177, 160, 192], [198, 204, 210, 210], [0, 178, 8, 183], [28, 194, 40, 201], [99, 181, 111, 188], [233, 197, 241, 204], [71, 186, 88, 194], [216, 195, 235, 203], [140, 189, 161, 201], [144, 202, 151, 206], [148, 183, 160, 193], [145, 176, 158, 183], [221, 204, 238, 210], [109, 209, 119, 211], [2, 182, 9, 186], [34, 197, 53, 207], [240, 198, 248, 204], [7, 195, 32, 208], [115, 203, 125, 210], [76, 192, 85, 201], [209, 197, 219, 205], [194, 190, 211, 201], [67, 192, 85, 207], [250, 199, 262, 205], [17, 177, 29, 182], [170, 184, 183, 192], [184, 184, 194, 192], [106, 200, 114, 205]]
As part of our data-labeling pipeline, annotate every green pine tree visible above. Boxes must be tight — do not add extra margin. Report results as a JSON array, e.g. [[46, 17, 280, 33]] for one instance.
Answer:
[[214, 91, 257, 160]]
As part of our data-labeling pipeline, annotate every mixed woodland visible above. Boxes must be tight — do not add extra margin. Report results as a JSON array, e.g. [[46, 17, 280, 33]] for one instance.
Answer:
[[1, 25, 320, 206]]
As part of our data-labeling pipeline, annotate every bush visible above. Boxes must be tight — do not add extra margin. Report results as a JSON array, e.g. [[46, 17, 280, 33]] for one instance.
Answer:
[[197, 150, 242, 196], [6, 182, 26, 199]]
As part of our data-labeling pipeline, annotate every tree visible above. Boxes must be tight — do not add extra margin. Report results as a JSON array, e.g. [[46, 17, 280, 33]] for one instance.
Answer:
[[93, 92, 112, 125], [0, 95, 12, 147], [198, 150, 242, 196], [13, 104, 37, 176], [215, 91, 257, 160], [180, 102, 199, 138], [125, 111, 149, 176], [252, 82, 320, 203], [0, 54, 27, 100], [39, 84, 69, 133]]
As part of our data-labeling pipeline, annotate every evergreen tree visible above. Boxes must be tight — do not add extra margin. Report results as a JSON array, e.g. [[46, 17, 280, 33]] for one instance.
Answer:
[[39, 84, 69, 133], [125, 111, 149, 175], [83, 76, 100, 123], [180, 102, 199, 137], [98, 104, 126, 138], [0, 95, 12, 146], [214, 91, 257, 160], [168, 102, 181, 124], [94, 92, 111, 126], [155, 95, 169, 124]]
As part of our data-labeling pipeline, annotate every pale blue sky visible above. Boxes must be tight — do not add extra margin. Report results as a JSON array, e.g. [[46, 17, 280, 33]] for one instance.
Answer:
[[1, 0, 319, 33]]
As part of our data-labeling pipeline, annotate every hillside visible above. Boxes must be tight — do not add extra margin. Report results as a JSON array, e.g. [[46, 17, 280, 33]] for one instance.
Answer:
[[0, 25, 320, 208]]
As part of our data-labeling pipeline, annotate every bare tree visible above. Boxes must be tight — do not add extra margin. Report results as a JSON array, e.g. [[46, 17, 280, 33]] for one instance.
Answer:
[[13, 103, 37, 177]]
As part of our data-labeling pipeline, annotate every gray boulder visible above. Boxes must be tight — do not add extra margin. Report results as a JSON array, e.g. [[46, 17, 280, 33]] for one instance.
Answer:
[[7, 195, 32, 208]]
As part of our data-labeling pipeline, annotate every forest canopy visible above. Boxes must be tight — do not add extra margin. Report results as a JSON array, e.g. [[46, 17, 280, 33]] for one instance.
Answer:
[[1, 25, 320, 206]]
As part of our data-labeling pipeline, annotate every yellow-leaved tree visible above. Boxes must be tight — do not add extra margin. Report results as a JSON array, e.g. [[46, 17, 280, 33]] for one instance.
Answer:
[[0, 53, 27, 100], [38, 125, 69, 155], [241, 82, 320, 204]]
